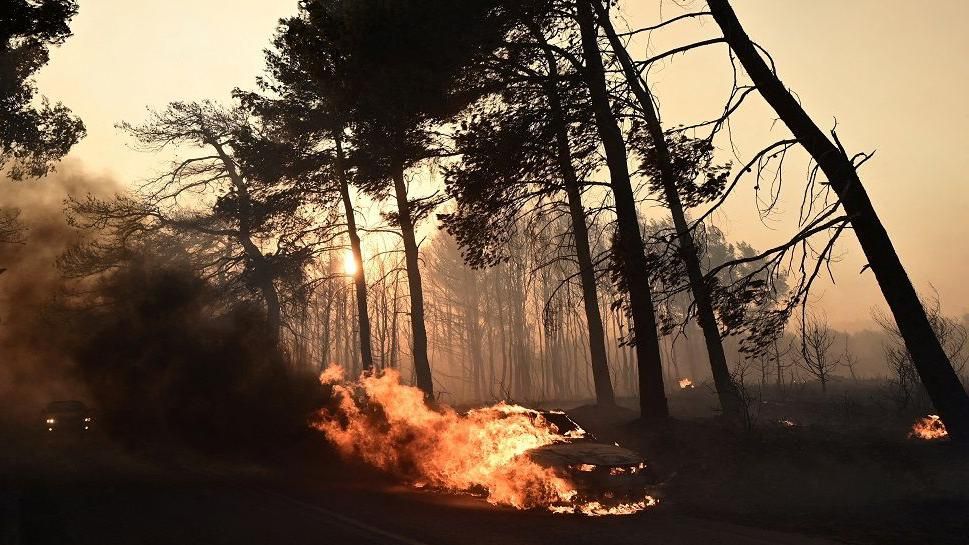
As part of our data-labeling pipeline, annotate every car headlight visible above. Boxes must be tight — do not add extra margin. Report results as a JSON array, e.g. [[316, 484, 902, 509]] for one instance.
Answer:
[[46, 417, 55, 424], [84, 417, 92, 422]]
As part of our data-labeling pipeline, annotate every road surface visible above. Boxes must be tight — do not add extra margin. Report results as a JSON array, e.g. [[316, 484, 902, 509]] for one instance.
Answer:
[[3, 439, 842, 545]]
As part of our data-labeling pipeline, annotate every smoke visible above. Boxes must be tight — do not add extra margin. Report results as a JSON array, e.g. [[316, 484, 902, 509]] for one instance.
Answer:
[[62, 256, 322, 451], [0, 160, 120, 421], [0, 160, 322, 451]]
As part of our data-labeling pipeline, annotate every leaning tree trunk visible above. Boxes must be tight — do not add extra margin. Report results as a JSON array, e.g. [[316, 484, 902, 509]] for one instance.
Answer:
[[333, 131, 375, 371], [576, 0, 669, 418], [391, 161, 434, 398], [539, 38, 616, 407], [594, 2, 743, 420], [707, 0, 969, 440]]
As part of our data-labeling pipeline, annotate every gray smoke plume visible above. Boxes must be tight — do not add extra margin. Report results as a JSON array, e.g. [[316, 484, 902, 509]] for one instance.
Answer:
[[0, 160, 120, 422]]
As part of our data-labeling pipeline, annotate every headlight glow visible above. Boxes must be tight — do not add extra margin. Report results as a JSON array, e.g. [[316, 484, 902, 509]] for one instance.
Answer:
[[46, 417, 55, 424]]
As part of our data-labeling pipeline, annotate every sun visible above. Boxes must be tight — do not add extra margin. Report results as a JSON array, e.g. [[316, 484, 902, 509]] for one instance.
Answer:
[[343, 250, 358, 276]]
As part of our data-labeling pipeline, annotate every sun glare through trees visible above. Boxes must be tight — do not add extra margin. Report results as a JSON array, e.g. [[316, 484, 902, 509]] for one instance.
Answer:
[[3, 1, 969, 544]]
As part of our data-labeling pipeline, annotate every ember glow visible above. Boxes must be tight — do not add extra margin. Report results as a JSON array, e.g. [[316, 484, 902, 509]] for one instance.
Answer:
[[314, 365, 656, 515], [909, 414, 948, 440], [678, 378, 694, 390]]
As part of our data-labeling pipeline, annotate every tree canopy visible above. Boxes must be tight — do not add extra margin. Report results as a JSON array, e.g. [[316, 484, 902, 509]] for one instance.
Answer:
[[0, 0, 84, 179]]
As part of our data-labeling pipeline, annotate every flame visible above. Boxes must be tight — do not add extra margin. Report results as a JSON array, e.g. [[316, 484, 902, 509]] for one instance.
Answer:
[[779, 419, 797, 428], [549, 498, 657, 516], [314, 365, 656, 515], [678, 378, 694, 390], [909, 414, 948, 440], [319, 364, 345, 384]]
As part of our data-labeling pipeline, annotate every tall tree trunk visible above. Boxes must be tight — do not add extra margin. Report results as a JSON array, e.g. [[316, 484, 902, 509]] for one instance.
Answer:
[[707, 0, 969, 440], [774, 338, 784, 388], [258, 275, 282, 346], [320, 282, 334, 369], [512, 269, 530, 399], [462, 266, 485, 401], [485, 279, 497, 397], [333, 287, 345, 365], [211, 140, 283, 346], [343, 287, 354, 374], [594, 2, 743, 420], [576, 0, 669, 418], [498, 274, 510, 393], [390, 273, 400, 369], [333, 131, 375, 371], [392, 161, 434, 398], [467, 294, 484, 402], [539, 39, 616, 407]]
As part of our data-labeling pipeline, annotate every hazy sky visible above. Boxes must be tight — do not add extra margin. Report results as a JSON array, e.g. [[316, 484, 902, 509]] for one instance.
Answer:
[[31, 0, 969, 331]]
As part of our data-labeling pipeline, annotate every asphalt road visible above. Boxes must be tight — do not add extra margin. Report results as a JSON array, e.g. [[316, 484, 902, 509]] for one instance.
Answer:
[[3, 439, 842, 545]]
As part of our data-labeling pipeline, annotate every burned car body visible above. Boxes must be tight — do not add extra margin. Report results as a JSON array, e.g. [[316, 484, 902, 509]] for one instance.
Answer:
[[526, 442, 653, 501], [525, 410, 660, 504]]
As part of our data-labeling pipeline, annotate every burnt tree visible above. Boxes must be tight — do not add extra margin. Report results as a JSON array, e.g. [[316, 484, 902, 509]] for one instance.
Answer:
[[575, 0, 668, 417], [241, 7, 377, 370], [443, 15, 618, 406], [707, 0, 969, 440], [593, 1, 742, 419]]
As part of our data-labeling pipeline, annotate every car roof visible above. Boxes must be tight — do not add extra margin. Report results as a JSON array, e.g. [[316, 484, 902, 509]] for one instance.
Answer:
[[46, 400, 87, 411], [538, 410, 598, 440], [527, 442, 645, 467], [539, 411, 581, 433]]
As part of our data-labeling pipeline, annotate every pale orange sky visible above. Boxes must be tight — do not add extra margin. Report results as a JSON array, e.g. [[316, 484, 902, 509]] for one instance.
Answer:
[[31, 0, 969, 331]]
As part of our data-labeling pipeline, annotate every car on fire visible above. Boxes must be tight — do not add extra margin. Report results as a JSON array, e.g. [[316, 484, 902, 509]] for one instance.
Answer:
[[524, 410, 660, 504], [43, 400, 94, 434]]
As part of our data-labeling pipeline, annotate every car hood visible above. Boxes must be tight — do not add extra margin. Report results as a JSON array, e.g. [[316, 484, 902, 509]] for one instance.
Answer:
[[526, 442, 645, 468]]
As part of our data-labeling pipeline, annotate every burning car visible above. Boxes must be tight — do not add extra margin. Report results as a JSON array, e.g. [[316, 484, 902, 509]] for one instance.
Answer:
[[316, 365, 658, 515], [526, 442, 655, 504], [43, 400, 94, 434], [520, 410, 660, 508]]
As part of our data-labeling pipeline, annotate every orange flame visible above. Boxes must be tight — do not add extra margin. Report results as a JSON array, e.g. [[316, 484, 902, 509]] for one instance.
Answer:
[[909, 414, 948, 440], [314, 365, 656, 515], [678, 378, 694, 390]]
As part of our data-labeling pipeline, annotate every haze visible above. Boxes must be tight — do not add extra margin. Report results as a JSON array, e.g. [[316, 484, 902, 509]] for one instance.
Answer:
[[33, 0, 969, 331]]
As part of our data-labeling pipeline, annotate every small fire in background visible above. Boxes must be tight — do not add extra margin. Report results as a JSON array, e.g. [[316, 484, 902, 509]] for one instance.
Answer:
[[778, 419, 797, 428], [314, 365, 656, 516], [678, 378, 694, 390], [909, 414, 948, 440]]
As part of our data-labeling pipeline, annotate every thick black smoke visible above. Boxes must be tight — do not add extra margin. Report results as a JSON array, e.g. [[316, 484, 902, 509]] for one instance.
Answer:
[[61, 255, 321, 452], [0, 162, 321, 452]]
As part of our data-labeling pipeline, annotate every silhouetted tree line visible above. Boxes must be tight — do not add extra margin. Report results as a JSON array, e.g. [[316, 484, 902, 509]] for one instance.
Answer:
[[4, 0, 968, 442]]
